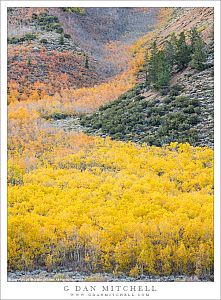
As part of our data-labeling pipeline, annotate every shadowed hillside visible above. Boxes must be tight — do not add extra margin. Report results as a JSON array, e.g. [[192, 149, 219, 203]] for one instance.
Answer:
[[50, 7, 159, 77], [7, 7, 159, 100]]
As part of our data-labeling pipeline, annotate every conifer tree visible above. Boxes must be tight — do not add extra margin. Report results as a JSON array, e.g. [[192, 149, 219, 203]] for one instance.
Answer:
[[190, 38, 207, 71], [144, 51, 148, 86], [175, 32, 191, 71], [189, 27, 207, 71], [156, 50, 171, 90], [27, 58, 31, 67], [147, 42, 171, 90], [189, 27, 201, 52], [148, 41, 158, 84], [59, 33, 64, 45], [84, 55, 89, 69], [164, 40, 175, 72]]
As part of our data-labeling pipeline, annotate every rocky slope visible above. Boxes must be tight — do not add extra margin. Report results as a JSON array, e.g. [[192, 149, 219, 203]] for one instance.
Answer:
[[7, 8, 102, 98], [171, 47, 214, 147], [7, 7, 159, 98], [78, 8, 214, 148], [81, 43, 214, 147], [50, 7, 159, 77]]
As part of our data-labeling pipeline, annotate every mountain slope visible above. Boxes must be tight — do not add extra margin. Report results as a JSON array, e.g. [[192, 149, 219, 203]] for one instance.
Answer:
[[50, 7, 159, 77], [7, 7, 160, 101], [80, 8, 214, 148], [81, 64, 213, 148]]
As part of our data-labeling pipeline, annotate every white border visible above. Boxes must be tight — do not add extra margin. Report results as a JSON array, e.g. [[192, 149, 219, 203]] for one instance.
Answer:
[[1, 1, 220, 300], [1, 0, 220, 7]]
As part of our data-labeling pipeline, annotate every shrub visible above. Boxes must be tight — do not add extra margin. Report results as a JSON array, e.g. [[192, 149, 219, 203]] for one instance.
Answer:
[[84, 55, 89, 69], [56, 27, 64, 34], [175, 96, 189, 108], [61, 7, 86, 16], [8, 165, 24, 186], [43, 112, 72, 120], [38, 15, 59, 24], [189, 99, 199, 107], [50, 23, 61, 30], [169, 85, 182, 97], [8, 37, 19, 44], [32, 13, 38, 19], [188, 114, 199, 125], [64, 33, 71, 39], [129, 265, 140, 277], [183, 105, 195, 114], [40, 38, 48, 44], [163, 96, 172, 104], [59, 34, 64, 45], [8, 34, 37, 44]]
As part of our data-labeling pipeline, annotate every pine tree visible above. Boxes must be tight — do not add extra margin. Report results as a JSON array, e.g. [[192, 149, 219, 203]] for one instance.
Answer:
[[84, 55, 89, 69], [147, 41, 171, 91], [189, 27, 201, 53], [175, 32, 191, 71], [27, 58, 31, 67], [144, 50, 150, 86], [164, 39, 175, 72], [190, 38, 207, 71], [189, 27, 207, 71], [170, 32, 178, 47], [148, 41, 158, 85], [59, 33, 64, 45], [156, 50, 171, 91]]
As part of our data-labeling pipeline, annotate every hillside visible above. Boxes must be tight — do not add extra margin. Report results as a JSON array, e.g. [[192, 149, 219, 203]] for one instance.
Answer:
[[7, 7, 159, 101], [50, 7, 159, 77], [7, 8, 102, 100], [81, 45, 214, 147], [80, 8, 214, 148]]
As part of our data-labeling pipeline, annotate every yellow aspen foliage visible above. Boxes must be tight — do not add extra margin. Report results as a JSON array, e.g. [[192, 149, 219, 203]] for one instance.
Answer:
[[8, 133, 214, 276]]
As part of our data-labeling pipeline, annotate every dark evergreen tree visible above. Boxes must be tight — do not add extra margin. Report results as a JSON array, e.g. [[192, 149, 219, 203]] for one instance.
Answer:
[[189, 27, 207, 71], [170, 32, 178, 47], [190, 38, 207, 70], [175, 32, 191, 71], [148, 41, 158, 84], [164, 39, 175, 72], [147, 42, 171, 90], [156, 50, 171, 90], [84, 55, 89, 69], [59, 33, 64, 45], [27, 58, 31, 66], [145, 29, 207, 91], [144, 50, 151, 86], [189, 27, 201, 52]]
